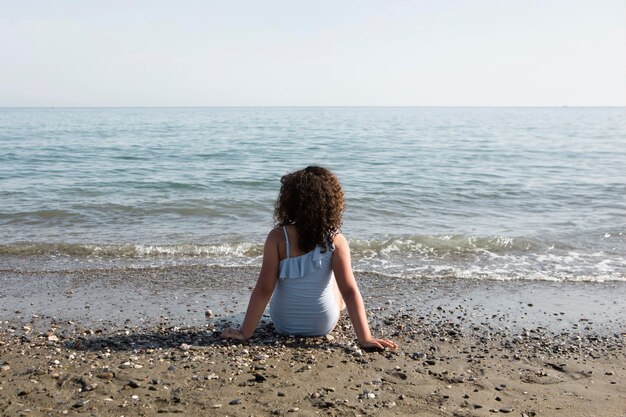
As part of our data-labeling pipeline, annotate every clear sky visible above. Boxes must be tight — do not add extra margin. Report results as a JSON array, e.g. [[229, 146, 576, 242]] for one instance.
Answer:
[[1, 1, 624, 106]]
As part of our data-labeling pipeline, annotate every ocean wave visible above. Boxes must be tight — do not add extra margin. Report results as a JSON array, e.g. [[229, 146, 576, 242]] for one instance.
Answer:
[[348, 235, 555, 257], [0, 235, 624, 282], [0, 242, 264, 258], [0, 234, 619, 259]]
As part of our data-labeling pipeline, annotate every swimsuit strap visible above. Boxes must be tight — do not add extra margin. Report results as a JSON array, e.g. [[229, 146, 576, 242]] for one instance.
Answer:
[[282, 226, 290, 258]]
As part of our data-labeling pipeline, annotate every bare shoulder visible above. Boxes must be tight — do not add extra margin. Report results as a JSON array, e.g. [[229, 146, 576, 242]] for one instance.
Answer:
[[267, 227, 283, 241], [265, 227, 284, 249], [332, 233, 349, 250]]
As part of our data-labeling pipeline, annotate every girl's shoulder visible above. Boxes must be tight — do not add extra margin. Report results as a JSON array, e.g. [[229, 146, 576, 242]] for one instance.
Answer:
[[331, 233, 348, 248], [266, 227, 285, 243]]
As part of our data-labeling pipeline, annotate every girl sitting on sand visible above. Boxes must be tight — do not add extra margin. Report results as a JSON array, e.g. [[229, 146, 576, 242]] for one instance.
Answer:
[[221, 166, 397, 350]]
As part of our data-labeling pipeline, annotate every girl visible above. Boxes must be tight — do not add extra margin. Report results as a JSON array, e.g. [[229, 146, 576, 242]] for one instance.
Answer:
[[221, 166, 397, 350]]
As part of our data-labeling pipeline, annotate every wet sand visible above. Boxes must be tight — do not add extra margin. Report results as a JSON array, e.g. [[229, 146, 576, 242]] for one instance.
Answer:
[[1, 265, 625, 416]]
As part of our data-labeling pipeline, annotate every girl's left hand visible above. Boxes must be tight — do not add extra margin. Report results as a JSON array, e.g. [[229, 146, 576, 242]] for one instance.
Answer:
[[220, 327, 248, 340]]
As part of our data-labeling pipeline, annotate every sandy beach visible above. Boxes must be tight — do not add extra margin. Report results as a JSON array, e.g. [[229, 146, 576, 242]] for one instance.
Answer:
[[0, 265, 624, 416]]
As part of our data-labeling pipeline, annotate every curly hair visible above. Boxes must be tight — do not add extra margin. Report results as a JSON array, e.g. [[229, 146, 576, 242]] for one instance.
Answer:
[[274, 166, 345, 253]]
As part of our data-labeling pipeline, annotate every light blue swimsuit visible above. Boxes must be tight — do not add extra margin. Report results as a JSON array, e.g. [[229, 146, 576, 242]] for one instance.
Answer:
[[269, 226, 339, 336]]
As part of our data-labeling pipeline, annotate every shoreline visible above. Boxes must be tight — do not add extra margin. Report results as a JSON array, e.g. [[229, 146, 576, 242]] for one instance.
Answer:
[[1, 265, 624, 416], [1, 265, 625, 333]]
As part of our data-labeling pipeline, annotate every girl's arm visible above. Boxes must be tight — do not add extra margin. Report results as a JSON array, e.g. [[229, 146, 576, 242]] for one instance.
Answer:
[[221, 229, 281, 340], [332, 233, 398, 349]]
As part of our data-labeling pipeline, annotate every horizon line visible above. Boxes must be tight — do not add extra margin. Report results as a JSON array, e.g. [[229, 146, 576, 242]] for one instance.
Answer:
[[1, 105, 625, 109]]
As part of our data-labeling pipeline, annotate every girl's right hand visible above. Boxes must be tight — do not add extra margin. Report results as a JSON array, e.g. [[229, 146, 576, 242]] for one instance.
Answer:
[[360, 338, 398, 350], [220, 327, 249, 341]]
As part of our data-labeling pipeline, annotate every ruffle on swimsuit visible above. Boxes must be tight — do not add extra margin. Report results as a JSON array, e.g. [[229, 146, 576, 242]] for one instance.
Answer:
[[278, 244, 334, 279]]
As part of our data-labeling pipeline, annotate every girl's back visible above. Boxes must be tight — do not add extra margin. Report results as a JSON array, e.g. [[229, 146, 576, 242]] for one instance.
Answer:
[[270, 225, 339, 336]]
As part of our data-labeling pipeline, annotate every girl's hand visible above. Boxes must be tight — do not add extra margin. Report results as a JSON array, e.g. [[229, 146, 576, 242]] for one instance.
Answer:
[[220, 327, 249, 341], [360, 338, 398, 350]]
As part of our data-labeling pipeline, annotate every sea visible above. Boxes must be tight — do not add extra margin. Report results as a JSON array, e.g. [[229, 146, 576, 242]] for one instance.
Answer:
[[1, 107, 625, 282]]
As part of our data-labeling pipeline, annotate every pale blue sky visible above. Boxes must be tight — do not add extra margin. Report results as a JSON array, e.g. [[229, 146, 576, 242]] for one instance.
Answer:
[[1, 1, 624, 106]]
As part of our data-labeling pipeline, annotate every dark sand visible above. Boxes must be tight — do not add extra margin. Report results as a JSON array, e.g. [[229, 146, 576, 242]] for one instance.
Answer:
[[1, 265, 625, 416]]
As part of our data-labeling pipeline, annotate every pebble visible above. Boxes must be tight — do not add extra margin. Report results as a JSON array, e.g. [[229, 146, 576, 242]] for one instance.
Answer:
[[72, 399, 89, 408], [229, 399, 241, 405], [288, 407, 300, 412], [411, 351, 426, 359], [127, 379, 141, 388], [500, 407, 514, 413], [205, 309, 213, 318]]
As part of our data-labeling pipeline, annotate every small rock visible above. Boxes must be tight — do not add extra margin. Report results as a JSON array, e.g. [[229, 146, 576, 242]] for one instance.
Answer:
[[127, 379, 140, 388], [73, 399, 89, 408], [211, 404, 222, 408], [277, 391, 285, 397], [229, 399, 241, 405], [254, 373, 267, 382], [47, 335, 59, 342], [288, 407, 300, 412], [205, 309, 213, 318], [411, 352, 426, 360], [96, 371, 114, 380], [500, 407, 514, 413]]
